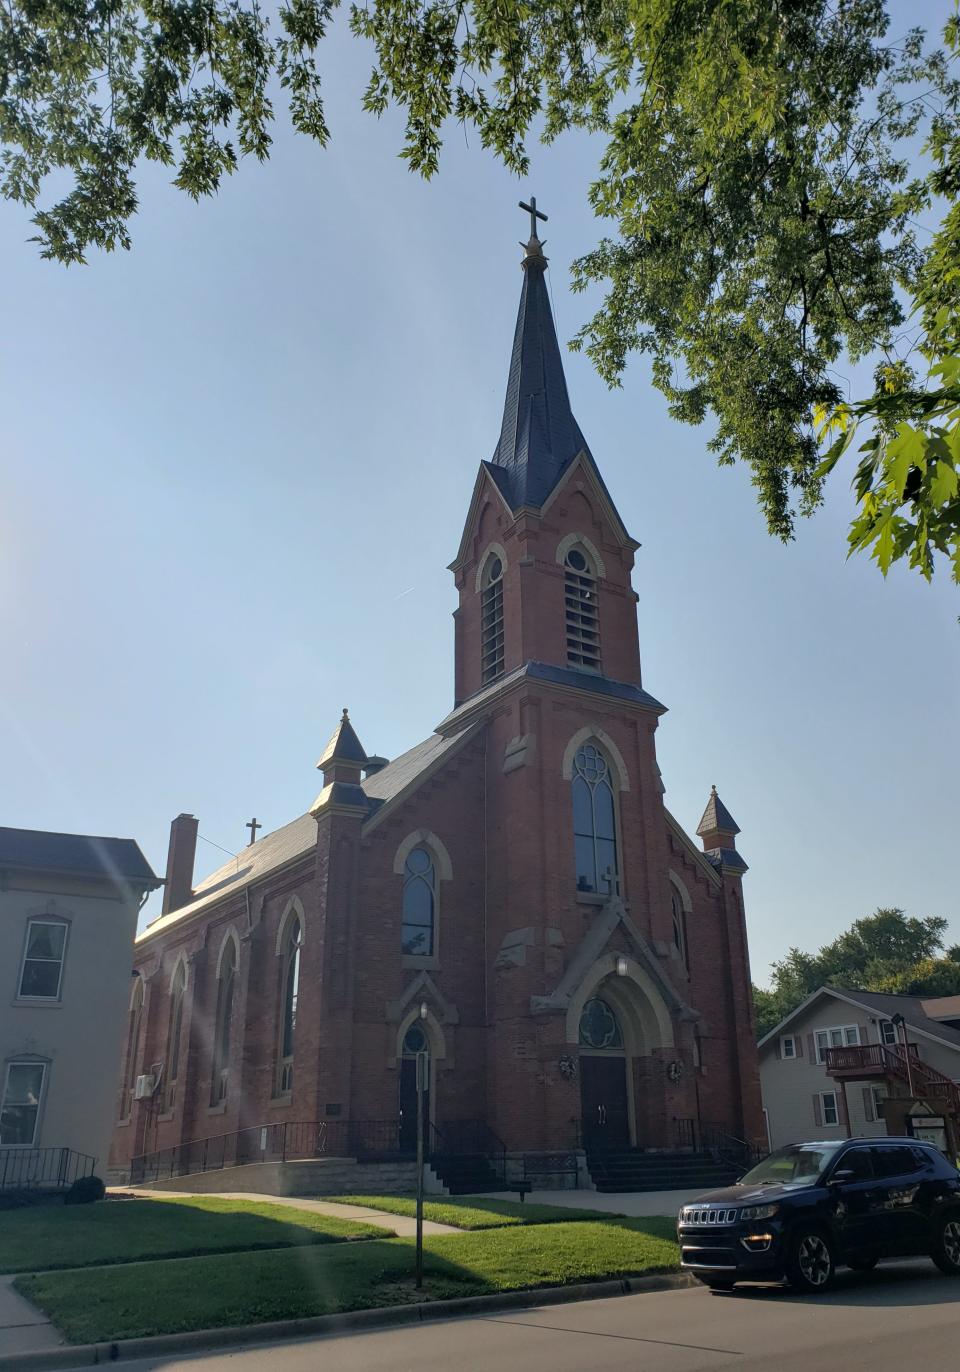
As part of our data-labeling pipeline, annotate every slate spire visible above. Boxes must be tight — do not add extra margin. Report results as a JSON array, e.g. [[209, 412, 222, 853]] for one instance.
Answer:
[[489, 218, 593, 509], [696, 785, 740, 840], [317, 708, 368, 775]]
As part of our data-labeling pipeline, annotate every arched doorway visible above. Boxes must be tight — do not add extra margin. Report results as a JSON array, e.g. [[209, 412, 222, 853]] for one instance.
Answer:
[[579, 997, 630, 1149], [398, 1021, 430, 1153]]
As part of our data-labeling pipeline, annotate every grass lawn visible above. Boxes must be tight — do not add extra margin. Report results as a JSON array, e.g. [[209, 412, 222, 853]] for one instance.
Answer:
[[0, 1196, 386, 1274], [333, 1194, 622, 1229], [16, 1218, 680, 1344]]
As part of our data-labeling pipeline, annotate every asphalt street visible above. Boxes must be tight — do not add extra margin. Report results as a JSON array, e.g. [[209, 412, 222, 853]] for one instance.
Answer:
[[67, 1261, 960, 1372]]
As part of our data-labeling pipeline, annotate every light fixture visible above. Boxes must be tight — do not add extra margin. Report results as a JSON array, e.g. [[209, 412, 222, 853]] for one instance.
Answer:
[[616, 955, 628, 978], [419, 1001, 428, 1020]]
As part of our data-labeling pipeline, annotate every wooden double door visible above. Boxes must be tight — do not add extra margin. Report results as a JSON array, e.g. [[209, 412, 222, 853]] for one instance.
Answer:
[[580, 1055, 630, 1150]]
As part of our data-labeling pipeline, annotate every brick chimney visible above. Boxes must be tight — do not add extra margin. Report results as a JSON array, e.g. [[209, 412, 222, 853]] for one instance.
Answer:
[[161, 813, 198, 915]]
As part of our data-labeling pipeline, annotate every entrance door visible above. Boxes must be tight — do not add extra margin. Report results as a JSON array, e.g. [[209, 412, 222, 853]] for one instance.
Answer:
[[580, 1056, 630, 1150], [399, 1058, 429, 1154]]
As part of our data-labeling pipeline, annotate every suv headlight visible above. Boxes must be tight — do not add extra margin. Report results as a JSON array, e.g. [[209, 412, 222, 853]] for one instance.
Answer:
[[739, 1204, 779, 1221]]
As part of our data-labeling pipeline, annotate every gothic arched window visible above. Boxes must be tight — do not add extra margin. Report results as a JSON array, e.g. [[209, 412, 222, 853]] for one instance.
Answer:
[[122, 978, 144, 1117], [481, 554, 505, 684], [401, 848, 435, 956], [572, 742, 618, 895], [564, 546, 600, 670], [579, 998, 624, 1050], [277, 916, 302, 1094], [211, 938, 237, 1104], [163, 961, 187, 1111], [671, 887, 688, 969]]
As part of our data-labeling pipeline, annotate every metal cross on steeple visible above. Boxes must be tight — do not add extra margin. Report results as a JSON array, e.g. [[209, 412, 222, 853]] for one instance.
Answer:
[[519, 196, 548, 239], [246, 817, 261, 846]]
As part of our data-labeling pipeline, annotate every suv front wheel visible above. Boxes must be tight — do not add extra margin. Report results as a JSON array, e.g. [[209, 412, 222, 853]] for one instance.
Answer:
[[786, 1227, 836, 1294], [932, 1215, 960, 1275]]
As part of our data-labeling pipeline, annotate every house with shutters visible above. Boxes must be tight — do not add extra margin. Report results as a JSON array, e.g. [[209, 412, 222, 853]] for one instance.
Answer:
[[109, 209, 764, 1194], [759, 986, 960, 1156]]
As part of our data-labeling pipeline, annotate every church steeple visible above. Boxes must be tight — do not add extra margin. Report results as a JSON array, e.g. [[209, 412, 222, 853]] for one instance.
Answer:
[[489, 199, 593, 510]]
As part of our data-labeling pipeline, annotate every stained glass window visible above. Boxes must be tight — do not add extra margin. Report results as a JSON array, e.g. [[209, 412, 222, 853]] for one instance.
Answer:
[[572, 743, 618, 894]]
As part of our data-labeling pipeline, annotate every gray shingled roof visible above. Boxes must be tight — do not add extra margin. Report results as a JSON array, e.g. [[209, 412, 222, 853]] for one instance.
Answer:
[[0, 826, 159, 886], [831, 988, 960, 1052], [140, 730, 473, 942], [696, 786, 740, 838]]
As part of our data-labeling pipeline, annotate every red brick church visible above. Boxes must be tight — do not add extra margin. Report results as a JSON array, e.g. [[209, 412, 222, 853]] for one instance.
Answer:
[[111, 209, 763, 1192]]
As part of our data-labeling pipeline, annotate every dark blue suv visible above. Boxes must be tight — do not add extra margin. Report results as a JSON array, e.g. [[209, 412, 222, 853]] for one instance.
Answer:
[[677, 1136, 960, 1293]]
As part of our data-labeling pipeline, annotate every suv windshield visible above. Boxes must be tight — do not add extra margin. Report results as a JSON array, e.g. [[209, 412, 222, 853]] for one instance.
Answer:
[[740, 1143, 842, 1187]]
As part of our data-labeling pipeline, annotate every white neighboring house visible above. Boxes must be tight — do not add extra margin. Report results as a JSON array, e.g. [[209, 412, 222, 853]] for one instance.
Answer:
[[759, 986, 960, 1152], [0, 826, 160, 1188]]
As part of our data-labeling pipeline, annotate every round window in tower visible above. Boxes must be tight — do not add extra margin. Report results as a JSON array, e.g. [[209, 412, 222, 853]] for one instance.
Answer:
[[565, 549, 589, 572]]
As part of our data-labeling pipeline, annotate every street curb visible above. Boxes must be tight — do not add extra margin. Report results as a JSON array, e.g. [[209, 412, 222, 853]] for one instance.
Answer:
[[1, 1271, 696, 1369]]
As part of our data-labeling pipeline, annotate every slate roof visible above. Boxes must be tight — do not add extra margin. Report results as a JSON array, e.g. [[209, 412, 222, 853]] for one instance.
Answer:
[[140, 730, 474, 942], [758, 985, 960, 1053], [437, 660, 666, 734], [317, 710, 368, 769], [0, 826, 160, 886], [488, 239, 594, 510], [696, 786, 740, 837]]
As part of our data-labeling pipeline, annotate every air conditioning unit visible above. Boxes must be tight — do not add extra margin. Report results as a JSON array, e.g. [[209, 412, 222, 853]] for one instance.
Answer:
[[134, 1074, 156, 1099]]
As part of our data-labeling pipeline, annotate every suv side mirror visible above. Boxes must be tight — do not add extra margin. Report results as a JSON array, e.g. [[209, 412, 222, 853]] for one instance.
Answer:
[[827, 1167, 855, 1186]]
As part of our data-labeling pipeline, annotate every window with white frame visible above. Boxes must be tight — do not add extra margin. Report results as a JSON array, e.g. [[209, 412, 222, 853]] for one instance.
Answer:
[[1, 1062, 46, 1146], [18, 920, 68, 999], [814, 1024, 860, 1063], [880, 1020, 899, 1046], [819, 1090, 839, 1127], [780, 1035, 798, 1060]]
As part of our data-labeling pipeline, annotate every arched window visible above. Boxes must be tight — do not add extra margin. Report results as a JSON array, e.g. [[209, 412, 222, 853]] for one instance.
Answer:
[[671, 887, 688, 969], [277, 917, 302, 1094], [163, 961, 187, 1111], [579, 998, 624, 1050], [123, 979, 144, 1118], [402, 1022, 429, 1057], [401, 848, 435, 956], [480, 553, 505, 684], [564, 545, 600, 670], [211, 939, 237, 1105], [572, 742, 618, 895]]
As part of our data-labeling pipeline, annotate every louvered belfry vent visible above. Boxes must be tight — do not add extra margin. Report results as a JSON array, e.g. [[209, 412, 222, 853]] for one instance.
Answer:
[[564, 547, 600, 669], [481, 555, 505, 683]]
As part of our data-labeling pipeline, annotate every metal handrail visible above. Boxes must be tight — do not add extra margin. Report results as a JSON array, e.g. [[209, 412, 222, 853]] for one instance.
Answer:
[[0, 1146, 97, 1191]]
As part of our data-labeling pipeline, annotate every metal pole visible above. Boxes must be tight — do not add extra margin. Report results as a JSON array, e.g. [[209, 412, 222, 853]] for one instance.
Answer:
[[415, 1050, 426, 1289], [897, 1016, 916, 1098]]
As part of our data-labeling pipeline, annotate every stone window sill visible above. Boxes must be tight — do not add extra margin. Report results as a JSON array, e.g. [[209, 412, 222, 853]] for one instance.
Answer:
[[270, 1093, 292, 1107], [156, 1111, 175, 1123], [402, 954, 440, 971], [576, 893, 606, 907], [115, 1117, 130, 1128], [206, 1101, 227, 1117]]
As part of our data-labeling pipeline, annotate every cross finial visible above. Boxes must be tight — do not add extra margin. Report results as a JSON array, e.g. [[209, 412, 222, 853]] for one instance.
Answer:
[[519, 196, 548, 241], [246, 817, 261, 846]]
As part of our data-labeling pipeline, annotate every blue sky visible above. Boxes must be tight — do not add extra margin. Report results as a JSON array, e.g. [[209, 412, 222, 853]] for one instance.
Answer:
[[2, 4, 957, 983]]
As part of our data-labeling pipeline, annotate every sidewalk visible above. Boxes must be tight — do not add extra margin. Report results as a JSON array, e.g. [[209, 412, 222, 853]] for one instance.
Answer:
[[124, 1188, 462, 1236], [0, 1276, 62, 1359]]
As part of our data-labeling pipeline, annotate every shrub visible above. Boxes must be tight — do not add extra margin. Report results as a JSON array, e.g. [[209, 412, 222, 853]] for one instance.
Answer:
[[65, 1175, 106, 1205]]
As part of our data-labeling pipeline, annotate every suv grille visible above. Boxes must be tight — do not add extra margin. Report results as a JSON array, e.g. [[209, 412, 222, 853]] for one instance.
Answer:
[[680, 1207, 739, 1226]]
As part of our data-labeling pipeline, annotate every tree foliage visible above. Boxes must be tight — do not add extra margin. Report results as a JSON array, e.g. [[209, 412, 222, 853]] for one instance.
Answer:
[[2, 0, 959, 581], [752, 907, 958, 1039]]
